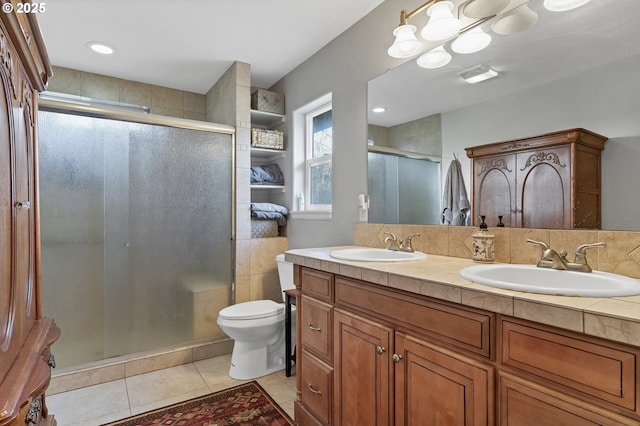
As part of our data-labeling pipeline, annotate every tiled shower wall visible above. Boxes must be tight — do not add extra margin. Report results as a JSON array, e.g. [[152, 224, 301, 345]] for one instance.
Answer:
[[47, 66, 207, 120], [354, 223, 640, 279]]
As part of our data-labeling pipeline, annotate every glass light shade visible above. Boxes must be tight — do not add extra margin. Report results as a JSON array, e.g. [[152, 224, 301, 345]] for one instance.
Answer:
[[491, 4, 538, 35], [421, 1, 463, 41], [451, 27, 492, 54], [388, 24, 424, 58], [543, 0, 591, 11], [416, 46, 452, 69]]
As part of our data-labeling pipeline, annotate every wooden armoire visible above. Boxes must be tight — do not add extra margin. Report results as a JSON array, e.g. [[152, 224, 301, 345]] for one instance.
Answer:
[[465, 128, 607, 229], [0, 2, 59, 425]]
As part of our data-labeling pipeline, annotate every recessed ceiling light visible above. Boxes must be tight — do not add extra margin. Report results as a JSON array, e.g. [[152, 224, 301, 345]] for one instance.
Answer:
[[86, 41, 114, 55], [372, 107, 386, 113]]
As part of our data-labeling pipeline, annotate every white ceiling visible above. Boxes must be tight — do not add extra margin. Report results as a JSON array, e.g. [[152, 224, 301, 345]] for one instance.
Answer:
[[37, 0, 385, 94], [368, 0, 640, 127]]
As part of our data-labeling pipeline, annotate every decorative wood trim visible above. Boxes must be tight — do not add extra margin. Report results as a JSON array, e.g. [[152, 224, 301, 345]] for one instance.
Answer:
[[519, 151, 567, 171], [477, 158, 512, 176]]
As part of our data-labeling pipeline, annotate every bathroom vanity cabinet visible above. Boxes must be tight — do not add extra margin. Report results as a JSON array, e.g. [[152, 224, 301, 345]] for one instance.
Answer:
[[0, 5, 59, 425], [294, 264, 640, 425], [466, 128, 607, 229]]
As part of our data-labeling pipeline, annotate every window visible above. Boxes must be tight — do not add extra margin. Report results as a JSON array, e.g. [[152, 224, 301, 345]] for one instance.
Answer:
[[305, 103, 332, 211], [292, 93, 332, 220]]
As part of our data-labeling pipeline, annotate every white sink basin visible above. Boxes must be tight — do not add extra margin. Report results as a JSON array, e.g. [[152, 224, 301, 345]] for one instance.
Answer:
[[330, 248, 427, 262], [460, 264, 640, 297]]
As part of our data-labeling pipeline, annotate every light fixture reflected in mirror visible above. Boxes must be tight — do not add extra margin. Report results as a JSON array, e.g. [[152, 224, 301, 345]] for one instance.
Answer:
[[451, 27, 492, 54], [463, 0, 510, 18], [544, 0, 591, 12], [417, 45, 452, 68], [492, 2, 538, 35]]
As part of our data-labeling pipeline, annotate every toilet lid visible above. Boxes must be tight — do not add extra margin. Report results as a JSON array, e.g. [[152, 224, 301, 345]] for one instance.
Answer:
[[218, 300, 284, 320]]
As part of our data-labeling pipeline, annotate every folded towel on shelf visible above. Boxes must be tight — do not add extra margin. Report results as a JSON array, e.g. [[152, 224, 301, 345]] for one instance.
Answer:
[[250, 203, 289, 226], [250, 164, 284, 186]]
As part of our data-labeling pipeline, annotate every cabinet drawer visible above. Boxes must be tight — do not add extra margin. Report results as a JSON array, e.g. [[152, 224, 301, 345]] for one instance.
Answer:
[[301, 268, 334, 302], [301, 295, 333, 362], [498, 373, 636, 426], [502, 319, 637, 411], [301, 350, 333, 425], [335, 277, 492, 358]]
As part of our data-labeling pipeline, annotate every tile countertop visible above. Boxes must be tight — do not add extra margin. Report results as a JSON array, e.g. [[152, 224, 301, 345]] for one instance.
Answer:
[[285, 246, 640, 348]]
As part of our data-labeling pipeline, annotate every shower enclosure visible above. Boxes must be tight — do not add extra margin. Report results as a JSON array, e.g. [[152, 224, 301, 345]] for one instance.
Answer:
[[37, 101, 235, 369], [368, 149, 441, 225]]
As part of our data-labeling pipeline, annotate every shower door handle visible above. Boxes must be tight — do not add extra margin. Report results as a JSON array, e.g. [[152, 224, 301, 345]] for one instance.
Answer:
[[16, 201, 31, 210]]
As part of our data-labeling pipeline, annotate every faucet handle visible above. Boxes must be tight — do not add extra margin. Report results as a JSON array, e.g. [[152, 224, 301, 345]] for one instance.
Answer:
[[402, 233, 420, 252], [526, 239, 550, 251], [575, 242, 605, 254], [383, 232, 397, 243], [404, 233, 420, 242], [383, 232, 400, 251], [572, 242, 605, 270]]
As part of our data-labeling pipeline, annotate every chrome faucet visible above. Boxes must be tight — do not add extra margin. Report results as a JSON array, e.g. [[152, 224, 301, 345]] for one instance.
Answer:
[[527, 239, 605, 273], [384, 232, 420, 253]]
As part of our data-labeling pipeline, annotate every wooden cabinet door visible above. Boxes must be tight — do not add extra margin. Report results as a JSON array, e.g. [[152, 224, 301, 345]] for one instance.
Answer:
[[472, 153, 516, 227], [0, 60, 16, 384], [334, 309, 393, 426], [395, 332, 494, 426], [516, 146, 571, 229], [0, 69, 38, 383]]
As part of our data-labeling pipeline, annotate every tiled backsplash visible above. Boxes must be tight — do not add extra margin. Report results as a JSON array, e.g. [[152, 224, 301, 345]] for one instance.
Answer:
[[354, 223, 640, 279]]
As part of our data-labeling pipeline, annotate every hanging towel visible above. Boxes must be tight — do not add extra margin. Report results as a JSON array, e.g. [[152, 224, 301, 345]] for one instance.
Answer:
[[441, 158, 470, 226]]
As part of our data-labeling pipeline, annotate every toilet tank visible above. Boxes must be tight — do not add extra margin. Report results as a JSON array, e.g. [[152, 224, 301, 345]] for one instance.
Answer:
[[276, 254, 294, 302]]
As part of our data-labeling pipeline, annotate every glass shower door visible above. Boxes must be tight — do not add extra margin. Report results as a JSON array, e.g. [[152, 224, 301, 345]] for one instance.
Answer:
[[38, 110, 234, 368]]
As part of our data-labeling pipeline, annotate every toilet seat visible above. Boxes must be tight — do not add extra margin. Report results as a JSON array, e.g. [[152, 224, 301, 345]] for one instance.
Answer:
[[218, 300, 284, 320]]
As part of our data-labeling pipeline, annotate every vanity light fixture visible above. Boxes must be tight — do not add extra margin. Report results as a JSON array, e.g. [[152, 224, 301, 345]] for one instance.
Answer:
[[420, 1, 463, 41], [388, 0, 593, 69], [457, 64, 499, 83], [86, 41, 115, 55]]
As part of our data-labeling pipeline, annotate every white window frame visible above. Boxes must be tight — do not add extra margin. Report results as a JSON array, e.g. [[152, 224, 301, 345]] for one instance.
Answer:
[[291, 93, 333, 220], [304, 102, 332, 212]]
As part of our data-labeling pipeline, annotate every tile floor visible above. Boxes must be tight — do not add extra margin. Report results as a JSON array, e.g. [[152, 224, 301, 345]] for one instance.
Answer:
[[46, 354, 296, 426]]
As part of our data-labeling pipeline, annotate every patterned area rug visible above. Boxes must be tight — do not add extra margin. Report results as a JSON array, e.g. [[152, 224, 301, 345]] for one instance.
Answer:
[[102, 381, 294, 426]]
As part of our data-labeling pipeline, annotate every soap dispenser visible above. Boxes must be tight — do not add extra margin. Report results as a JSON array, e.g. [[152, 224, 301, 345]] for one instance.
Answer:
[[472, 216, 495, 263]]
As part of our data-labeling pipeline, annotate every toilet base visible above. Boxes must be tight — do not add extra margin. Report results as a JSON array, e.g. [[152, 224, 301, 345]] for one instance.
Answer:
[[228, 334, 286, 380]]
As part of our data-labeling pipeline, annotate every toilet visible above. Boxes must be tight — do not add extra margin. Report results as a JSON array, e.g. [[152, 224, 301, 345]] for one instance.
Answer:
[[217, 254, 295, 379]]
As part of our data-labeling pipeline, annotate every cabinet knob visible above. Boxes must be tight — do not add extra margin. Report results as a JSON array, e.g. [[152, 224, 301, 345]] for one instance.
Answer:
[[392, 353, 403, 363], [307, 384, 322, 395], [16, 201, 31, 210], [307, 323, 321, 332], [376, 345, 386, 354]]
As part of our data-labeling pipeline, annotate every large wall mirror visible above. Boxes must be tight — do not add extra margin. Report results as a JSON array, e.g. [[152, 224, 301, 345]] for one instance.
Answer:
[[367, 0, 640, 230]]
